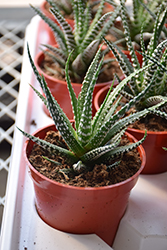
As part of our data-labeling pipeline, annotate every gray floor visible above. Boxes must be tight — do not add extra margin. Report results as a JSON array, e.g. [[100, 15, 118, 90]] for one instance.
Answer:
[[0, 8, 35, 231]]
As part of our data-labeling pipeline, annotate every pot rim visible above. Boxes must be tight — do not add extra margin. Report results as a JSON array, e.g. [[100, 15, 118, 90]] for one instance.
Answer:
[[94, 85, 167, 135], [24, 124, 146, 191], [127, 127, 167, 135], [40, 1, 56, 21]]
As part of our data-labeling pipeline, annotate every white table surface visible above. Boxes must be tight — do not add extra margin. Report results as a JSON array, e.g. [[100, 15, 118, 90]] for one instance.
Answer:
[[0, 15, 166, 250]]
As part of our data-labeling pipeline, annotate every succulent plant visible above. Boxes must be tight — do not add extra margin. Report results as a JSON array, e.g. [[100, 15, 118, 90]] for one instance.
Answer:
[[31, 0, 120, 82], [109, 0, 167, 50], [105, 0, 167, 118], [49, 0, 73, 16], [17, 44, 166, 177], [46, 0, 117, 17]]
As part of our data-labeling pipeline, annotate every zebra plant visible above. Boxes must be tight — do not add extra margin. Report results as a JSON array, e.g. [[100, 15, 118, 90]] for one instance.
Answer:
[[109, 0, 167, 50], [31, 0, 120, 82], [45, 0, 117, 18], [105, 0, 167, 118], [48, 0, 73, 16], [17, 44, 167, 176]]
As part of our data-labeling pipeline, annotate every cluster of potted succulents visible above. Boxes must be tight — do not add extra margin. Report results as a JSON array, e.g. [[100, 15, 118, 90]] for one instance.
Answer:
[[97, 0, 167, 174], [31, 0, 122, 118], [18, 43, 166, 246], [107, 0, 167, 50], [17, 0, 167, 247], [39, 0, 117, 45]]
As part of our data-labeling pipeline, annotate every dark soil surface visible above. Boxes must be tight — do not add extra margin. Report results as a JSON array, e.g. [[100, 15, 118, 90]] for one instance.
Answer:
[[40, 53, 123, 84], [127, 112, 167, 132], [28, 130, 141, 187]]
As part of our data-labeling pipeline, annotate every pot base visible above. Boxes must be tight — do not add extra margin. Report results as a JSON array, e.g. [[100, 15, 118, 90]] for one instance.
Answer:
[[35, 199, 126, 246]]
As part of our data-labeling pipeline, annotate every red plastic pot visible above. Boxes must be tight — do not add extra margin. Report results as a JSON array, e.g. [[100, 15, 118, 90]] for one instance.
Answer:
[[35, 49, 119, 119], [25, 124, 146, 246], [126, 128, 167, 174], [123, 50, 143, 67], [94, 85, 111, 112], [35, 49, 81, 119], [94, 85, 167, 174]]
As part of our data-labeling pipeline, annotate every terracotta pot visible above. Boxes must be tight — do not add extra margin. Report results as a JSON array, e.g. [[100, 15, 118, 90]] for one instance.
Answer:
[[35, 49, 120, 119], [94, 85, 167, 175], [94, 85, 111, 112], [126, 127, 167, 174], [35, 49, 81, 119], [123, 50, 143, 67], [25, 124, 146, 246]]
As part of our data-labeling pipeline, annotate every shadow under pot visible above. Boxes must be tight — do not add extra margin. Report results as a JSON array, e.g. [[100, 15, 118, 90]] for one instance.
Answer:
[[24, 124, 146, 247], [94, 85, 167, 175]]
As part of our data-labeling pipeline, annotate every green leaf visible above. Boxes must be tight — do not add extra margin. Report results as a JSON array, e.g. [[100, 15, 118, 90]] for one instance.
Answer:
[[17, 127, 78, 165], [27, 43, 85, 157], [50, 7, 76, 56], [120, 0, 141, 71], [30, 5, 66, 51], [80, 141, 119, 163], [65, 51, 79, 128], [86, 63, 152, 150], [77, 56, 104, 146], [77, 45, 103, 127], [97, 130, 147, 164]]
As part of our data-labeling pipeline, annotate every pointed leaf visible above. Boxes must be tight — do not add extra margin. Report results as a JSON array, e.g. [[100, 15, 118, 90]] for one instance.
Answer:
[[85, 63, 152, 150], [65, 51, 79, 128], [50, 7, 76, 56], [17, 127, 78, 165], [77, 54, 104, 146], [97, 130, 147, 164], [27, 44, 85, 157], [30, 5, 66, 51]]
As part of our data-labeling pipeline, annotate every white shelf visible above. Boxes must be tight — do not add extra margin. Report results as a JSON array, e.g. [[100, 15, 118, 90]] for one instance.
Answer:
[[0, 15, 166, 250], [0, 0, 43, 7]]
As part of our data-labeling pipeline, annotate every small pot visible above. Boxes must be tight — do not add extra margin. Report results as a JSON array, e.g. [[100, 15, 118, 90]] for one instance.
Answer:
[[123, 50, 143, 67], [35, 49, 120, 119], [35, 50, 81, 119], [126, 127, 167, 174], [94, 85, 111, 112], [25, 124, 145, 246], [94, 85, 167, 174]]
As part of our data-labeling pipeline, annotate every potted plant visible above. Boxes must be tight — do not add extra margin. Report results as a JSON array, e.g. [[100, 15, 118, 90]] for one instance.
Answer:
[[40, 0, 117, 23], [17, 44, 166, 246], [97, 0, 167, 174], [31, 0, 122, 118], [40, 0, 116, 44], [107, 0, 167, 51]]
